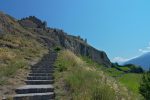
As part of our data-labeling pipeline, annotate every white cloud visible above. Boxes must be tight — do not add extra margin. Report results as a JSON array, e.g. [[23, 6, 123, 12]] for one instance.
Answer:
[[112, 42, 150, 64], [139, 42, 150, 53], [112, 56, 138, 64], [138, 49, 150, 53], [146, 46, 150, 49], [111, 57, 129, 63]]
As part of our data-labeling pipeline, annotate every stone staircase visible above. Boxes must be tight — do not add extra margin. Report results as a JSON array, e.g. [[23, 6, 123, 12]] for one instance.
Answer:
[[3, 52, 57, 100]]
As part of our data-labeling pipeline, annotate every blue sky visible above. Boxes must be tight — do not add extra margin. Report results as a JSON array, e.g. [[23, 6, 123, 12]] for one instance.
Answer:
[[1, 0, 150, 62]]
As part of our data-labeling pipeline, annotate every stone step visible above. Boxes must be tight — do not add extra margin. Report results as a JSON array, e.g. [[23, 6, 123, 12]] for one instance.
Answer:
[[31, 66, 54, 68], [27, 76, 54, 80], [31, 70, 54, 73], [15, 85, 54, 94], [25, 80, 54, 85], [28, 73, 53, 76], [31, 69, 54, 72], [31, 68, 54, 71], [31, 65, 54, 68], [31, 67, 54, 69], [31, 68, 54, 70], [10, 92, 54, 100]]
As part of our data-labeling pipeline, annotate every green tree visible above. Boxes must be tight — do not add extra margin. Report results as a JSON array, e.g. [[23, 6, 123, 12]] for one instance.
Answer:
[[139, 69, 150, 100]]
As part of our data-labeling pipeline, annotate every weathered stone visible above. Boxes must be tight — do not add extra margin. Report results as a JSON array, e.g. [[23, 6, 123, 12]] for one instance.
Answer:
[[54, 31, 112, 67], [27, 76, 54, 80], [6, 12, 111, 68], [15, 85, 54, 94], [25, 80, 54, 85], [14, 92, 54, 100]]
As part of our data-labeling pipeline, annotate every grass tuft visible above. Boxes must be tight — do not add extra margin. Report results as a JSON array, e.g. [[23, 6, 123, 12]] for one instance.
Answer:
[[55, 50, 116, 100], [0, 33, 48, 85]]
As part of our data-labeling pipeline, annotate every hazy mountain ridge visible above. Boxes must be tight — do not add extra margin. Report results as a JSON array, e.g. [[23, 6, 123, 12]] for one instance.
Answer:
[[124, 52, 150, 70]]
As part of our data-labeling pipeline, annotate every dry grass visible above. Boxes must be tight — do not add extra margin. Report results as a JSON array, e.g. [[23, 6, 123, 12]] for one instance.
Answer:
[[55, 50, 116, 100], [82, 57, 144, 100], [0, 68, 29, 100], [0, 35, 48, 98], [0, 12, 49, 98], [0, 48, 16, 61], [54, 50, 143, 100]]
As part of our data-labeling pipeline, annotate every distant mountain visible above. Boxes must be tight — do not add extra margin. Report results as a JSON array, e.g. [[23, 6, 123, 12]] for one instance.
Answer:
[[124, 52, 150, 70]]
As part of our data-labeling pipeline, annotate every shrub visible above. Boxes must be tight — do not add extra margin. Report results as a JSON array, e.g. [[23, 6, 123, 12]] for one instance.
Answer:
[[139, 71, 150, 100], [55, 50, 116, 100], [0, 59, 27, 77], [54, 46, 61, 52], [65, 66, 116, 100]]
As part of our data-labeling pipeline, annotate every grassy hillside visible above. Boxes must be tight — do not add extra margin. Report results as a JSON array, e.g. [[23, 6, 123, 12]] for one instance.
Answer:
[[99, 64, 143, 99], [0, 25, 48, 99], [0, 33, 48, 84], [119, 73, 142, 94], [0, 12, 145, 99], [54, 50, 143, 100]]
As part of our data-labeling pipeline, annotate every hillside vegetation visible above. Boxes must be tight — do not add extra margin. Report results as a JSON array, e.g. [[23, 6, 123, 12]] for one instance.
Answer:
[[101, 63, 143, 99], [0, 33, 47, 85], [0, 12, 145, 100], [0, 34, 48, 99], [0, 13, 49, 98], [54, 50, 143, 100], [0, 12, 111, 98]]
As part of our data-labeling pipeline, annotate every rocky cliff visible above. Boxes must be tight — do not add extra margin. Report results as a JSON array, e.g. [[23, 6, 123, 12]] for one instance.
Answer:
[[52, 29, 111, 67], [0, 12, 111, 67]]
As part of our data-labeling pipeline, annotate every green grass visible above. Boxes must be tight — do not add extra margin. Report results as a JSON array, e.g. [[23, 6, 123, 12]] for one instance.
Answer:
[[82, 57, 126, 77], [117, 66, 131, 72], [2, 60, 27, 76], [0, 59, 27, 85], [54, 50, 145, 99], [104, 68, 125, 77], [104, 66, 143, 98], [64, 66, 116, 100], [118, 73, 142, 93], [54, 50, 116, 100], [0, 33, 48, 85], [101, 66, 143, 98], [82, 56, 144, 99]]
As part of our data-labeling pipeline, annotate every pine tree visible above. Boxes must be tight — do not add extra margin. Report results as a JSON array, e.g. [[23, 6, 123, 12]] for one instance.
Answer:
[[139, 69, 150, 100]]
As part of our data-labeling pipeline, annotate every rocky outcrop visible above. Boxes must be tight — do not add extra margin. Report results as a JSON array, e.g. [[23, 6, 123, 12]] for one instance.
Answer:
[[18, 15, 111, 67], [52, 29, 111, 67], [19, 16, 47, 29]]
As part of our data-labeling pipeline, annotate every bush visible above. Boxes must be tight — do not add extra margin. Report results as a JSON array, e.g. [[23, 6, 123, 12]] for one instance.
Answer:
[[0, 59, 27, 77], [54, 46, 61, 52], [57, 63, 67, 72], [0, 59, 27, 85], [112, 63, 144, 73], [139, 71, 150, 100]]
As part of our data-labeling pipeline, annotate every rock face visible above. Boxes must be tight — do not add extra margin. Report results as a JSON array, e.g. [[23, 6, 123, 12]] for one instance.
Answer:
[[0, 12, 111, 67], [53, 30, 111, 67], [19, 16, 47, 29], [18, 16, 111, 67]]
